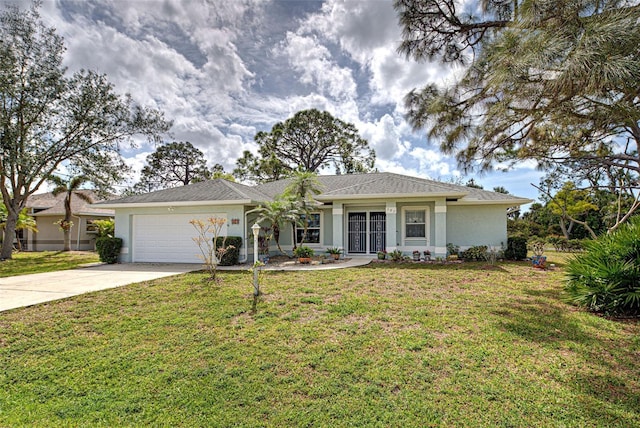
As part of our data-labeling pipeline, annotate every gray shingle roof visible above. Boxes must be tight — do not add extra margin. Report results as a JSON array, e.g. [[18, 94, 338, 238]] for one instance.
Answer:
[[28, 190, 114, 217], [255, 172, 528, 203], [95, 179, 269, 206], [97, 173, 531, 207]]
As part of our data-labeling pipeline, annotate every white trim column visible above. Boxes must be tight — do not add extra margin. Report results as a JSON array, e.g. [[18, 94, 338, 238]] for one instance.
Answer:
[[434, 199, 447, 257], [332, 203, 344, 251], [385, 202, 397, 252]]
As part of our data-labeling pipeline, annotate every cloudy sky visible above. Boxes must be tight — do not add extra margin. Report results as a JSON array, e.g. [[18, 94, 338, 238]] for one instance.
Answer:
[[35, 0, 542, 202]]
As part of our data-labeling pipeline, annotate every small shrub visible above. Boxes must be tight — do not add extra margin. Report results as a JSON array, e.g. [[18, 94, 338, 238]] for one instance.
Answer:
[[547, 235, 568, 252], [95, 237, 122, 264], [504, 236, 527, 260], [568, 239, 584, 252], [446, 243, 459, 257], [389, 249, 404, 262], [293, 246, 314, 258], [565, 217, 640, 316], [461, 245, 488, 261], [215, 236, 242, 266]]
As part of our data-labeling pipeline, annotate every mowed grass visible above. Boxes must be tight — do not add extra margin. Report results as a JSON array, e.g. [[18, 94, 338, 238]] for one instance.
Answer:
[[1, 257, 638, 426], [0, 251, 100, 277]]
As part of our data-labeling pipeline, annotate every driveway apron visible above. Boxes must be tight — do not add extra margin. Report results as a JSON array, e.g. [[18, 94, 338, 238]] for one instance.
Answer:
[[0, 263, 199, 312]]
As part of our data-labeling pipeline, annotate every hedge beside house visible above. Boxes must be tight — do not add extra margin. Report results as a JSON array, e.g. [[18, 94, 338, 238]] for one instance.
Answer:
[[214, 236, 242, 266]]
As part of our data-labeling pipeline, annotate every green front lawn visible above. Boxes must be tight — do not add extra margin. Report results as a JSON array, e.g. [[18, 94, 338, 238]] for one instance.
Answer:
[[0, 251, 100, 277], [1, 259, 638, 426]]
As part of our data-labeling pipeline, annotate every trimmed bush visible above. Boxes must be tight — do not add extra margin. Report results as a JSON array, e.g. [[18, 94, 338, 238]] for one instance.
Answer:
[[565, 217, 640, 316], [504, 236, 527, 260], [214, 236, 242, 266], [95, 237, 122, 264], [461, 245, 488, 261]]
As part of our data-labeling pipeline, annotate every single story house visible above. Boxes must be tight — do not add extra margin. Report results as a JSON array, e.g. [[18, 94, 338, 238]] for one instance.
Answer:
[[95, 172, 531, 264], [25, 190, 115, 251]]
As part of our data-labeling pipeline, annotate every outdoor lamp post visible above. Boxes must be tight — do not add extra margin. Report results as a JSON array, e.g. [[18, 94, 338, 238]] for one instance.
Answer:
[[251, 223, 260, 296]]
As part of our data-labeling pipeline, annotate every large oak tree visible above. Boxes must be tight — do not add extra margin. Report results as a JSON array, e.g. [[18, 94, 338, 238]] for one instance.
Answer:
[[233, 109, 375, 183], [0, 4, 170, 259], [395, 0, 640, 231]]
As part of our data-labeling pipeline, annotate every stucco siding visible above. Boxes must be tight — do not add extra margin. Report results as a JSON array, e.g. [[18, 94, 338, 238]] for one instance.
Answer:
[[29, 215, 106, 251], [446, 205, 509, 249]]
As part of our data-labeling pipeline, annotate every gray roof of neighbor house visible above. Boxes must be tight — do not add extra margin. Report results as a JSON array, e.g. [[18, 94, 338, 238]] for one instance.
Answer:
[[27, 190, 114, 217], [95, 173, 531, 208]]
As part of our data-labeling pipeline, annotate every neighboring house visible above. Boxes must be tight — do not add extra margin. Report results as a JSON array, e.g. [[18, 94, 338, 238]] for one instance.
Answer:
[[95, 172, 531, 264], [25, 190, 115, 251]]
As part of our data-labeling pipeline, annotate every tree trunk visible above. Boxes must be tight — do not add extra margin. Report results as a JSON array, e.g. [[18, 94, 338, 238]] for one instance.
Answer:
[[1, 209, 18, 259], [63, 195, 72, 251], [559, 218, 569, 239]]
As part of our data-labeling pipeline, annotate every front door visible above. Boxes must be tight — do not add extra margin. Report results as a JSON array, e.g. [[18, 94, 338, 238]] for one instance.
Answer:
[[348, 211, 386, 254], [348, 212, 367, 253], [369, 212, 386, 253]]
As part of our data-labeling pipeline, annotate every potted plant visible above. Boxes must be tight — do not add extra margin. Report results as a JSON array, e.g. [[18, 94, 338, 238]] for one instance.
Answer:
[[423, 249, 431, 261], [377, 250, 387, 260], [293, 245, 314, 264], [529, 238, 546, 269], [325, 247, 342, 260], [412, 250, 421, 261]]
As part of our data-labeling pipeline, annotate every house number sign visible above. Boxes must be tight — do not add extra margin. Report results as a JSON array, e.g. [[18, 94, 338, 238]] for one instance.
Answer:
[[386, 207, 397, 214]]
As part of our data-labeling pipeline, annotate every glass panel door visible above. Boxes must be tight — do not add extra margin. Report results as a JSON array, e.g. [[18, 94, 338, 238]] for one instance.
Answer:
[[369, 212, 386, 253], [348, 212, 367, 253]]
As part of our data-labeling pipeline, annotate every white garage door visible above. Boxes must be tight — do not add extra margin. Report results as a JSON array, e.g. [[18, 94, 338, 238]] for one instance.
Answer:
[[132, 213, 227, 263]]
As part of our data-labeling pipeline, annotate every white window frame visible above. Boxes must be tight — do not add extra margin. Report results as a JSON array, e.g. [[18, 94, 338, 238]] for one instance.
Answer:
[[295, 212, 322, 246], [402, 207, 430, 245]]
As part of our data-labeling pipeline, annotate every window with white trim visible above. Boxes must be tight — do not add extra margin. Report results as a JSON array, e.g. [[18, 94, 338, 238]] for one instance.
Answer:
[[405, 209, 426, 238], [296, 213, 321, 244]]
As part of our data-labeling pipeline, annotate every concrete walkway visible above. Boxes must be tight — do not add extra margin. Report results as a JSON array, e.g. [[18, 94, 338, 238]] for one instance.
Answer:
[[0, 263, 199, 312]]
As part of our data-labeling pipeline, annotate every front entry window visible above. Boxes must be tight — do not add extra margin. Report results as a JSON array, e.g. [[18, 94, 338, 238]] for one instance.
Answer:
[[296, 213, 320, 244], [405, 209, 426, 238]]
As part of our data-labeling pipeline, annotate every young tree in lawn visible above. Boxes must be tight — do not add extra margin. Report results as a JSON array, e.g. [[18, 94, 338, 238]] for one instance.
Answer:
[[233, 109, 376, 183], [132, 141, 211, 193], [48, 175, 92, 252], [0, 4, 170, 259], [396, 0, 640, 228]]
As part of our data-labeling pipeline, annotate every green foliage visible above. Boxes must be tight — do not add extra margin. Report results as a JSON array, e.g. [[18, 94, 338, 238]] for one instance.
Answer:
[[396, 0, 640, 224], [132, 142, 211, 193], [389, 249, 404, 262], [446, 243, 459, 257], [0, 3, 169, 259], [293, 245, 314, 258], [325, 247, 342, 255], [90, 219, 115, 238], [95, 237, 122, 264], [504, 236, 527, 260], [233, 109, 375, 183], [214, 236, 242, 266], [461, 245, 488, 261], [565, 217, 640, 316]]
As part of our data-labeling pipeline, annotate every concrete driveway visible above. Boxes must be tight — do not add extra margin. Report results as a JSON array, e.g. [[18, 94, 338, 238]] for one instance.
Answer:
[[0, 263, 199, 312]]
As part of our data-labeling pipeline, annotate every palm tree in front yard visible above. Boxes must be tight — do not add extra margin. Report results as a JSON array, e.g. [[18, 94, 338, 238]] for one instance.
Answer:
[[48, 175, 93, 251]]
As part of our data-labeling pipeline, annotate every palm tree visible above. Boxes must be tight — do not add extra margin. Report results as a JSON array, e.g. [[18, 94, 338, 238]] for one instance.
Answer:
[[48, 175, 93, 251], [283, 171, 322, 249], [0, 205, 38, 251], [248, 197, 298, 257]]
